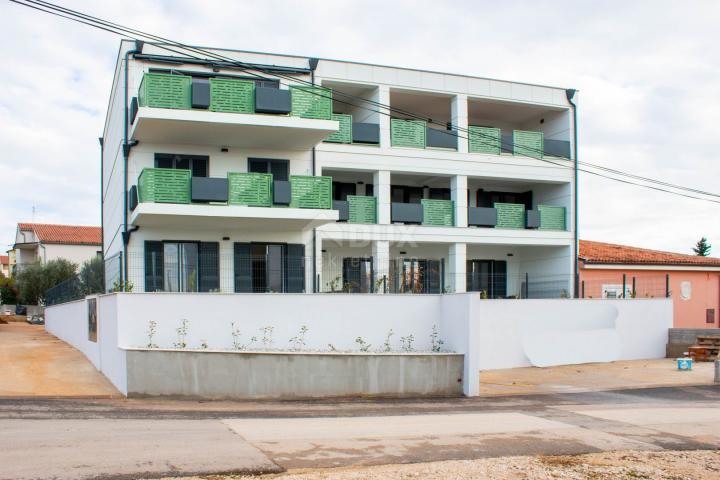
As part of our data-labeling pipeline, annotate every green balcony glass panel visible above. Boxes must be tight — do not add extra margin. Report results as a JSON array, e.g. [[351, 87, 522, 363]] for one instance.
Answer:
[[227, 173, 272, 207], [325, 113, 352, 143], [348, 195, 377, 224], [468, 126, 501, 154], [391, 119, 427, 148], [538, 205, 567, 230], [290, 175, 332, 209], [138, 73, 191, 110], [137, 168, 191, 204], [494, 202, 525, 229], [421, 199, 454, 226], [290, 86, 332, 120], [209, 78, 255, 114], [513, 130, 544, 159]]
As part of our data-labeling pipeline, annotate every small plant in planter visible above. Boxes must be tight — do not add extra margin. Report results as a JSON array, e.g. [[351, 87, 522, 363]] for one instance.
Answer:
[[479, 289, 488, 299], [355, 336, 371, 352], [382, 329, 394, 352], [146, 320, 158, 349], [289, 325, 309, 351], [430, 325, 444, 352], [260, 326, 274, 350], [400, 334, 415, 352], [328, 343, 337, 351], [200, 339, 209, 350], [174, 319, 189, 349], [231, 322, 244, 350]]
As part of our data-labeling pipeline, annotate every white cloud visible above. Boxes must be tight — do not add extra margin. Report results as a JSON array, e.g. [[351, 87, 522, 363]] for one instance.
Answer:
[[0, 0, 718, 256]]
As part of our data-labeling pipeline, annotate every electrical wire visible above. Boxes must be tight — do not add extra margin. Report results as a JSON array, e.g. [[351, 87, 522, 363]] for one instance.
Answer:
[[10, 0, 720, 204]]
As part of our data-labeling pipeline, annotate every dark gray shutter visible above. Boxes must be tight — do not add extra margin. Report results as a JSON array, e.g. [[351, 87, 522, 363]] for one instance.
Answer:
[[285, 244, 305, 293], [233, 243, 252, 293], [144, 241, 164, 292], [199, 242, 219, 292], [424, 260, 442, 294], [492, 260, 507, 298]]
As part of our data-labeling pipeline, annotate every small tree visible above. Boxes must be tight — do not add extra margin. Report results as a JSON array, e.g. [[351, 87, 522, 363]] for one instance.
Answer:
[[693, 237, 711, 256], [79, 256, 104, 295], [0, 273, 18, 305], [16, 259, 78, 305]]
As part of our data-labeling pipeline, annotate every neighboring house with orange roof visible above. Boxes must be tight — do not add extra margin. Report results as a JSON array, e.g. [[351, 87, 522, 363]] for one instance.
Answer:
[[579, 240, 720, 328], [11, 223, 102, 274]]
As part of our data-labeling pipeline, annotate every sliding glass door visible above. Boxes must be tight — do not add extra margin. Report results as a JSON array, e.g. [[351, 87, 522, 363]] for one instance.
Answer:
[[163, 242, 199, 292], [234, 243, 305, 293], [467, 260, 507, 298]]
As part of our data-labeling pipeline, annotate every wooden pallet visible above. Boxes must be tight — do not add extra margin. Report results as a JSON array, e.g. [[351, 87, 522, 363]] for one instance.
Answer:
[[696, 335, 720, 347], [688, 345, 719, 362]]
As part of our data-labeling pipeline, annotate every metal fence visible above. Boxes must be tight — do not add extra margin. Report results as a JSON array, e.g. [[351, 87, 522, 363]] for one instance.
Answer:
[[580, 274, 670, 299]]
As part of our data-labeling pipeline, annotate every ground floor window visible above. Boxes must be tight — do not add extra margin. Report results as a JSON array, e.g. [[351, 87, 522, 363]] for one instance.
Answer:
[[342, 257, 373, 293], [234, 243, 305, 293], [144, 241, 219, 292], [467, 260, 507, 298], [391, 258, 443, 294]]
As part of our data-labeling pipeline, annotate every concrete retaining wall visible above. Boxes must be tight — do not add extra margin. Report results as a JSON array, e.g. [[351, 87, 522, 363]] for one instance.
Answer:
[[126, 350, 464, 399]]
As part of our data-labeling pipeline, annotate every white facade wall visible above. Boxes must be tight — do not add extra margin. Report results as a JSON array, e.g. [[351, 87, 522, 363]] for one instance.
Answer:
[[102, 41, 577, 295]]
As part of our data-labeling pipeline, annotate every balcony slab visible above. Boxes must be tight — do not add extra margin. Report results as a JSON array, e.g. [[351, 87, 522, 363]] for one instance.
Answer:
[[131, 107, 338, 150], [130, 202, 339, 231]]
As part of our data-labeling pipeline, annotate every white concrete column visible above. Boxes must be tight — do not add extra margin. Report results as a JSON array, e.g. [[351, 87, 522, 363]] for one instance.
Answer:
[[313, 234, 323, 293], [372, 240, 390, 293], [374, 170, 391, 225], [451, 175, 468, 228], [452, 94, 469, 153], [378, 85, 391, 148], [448, 243, 467, 293]]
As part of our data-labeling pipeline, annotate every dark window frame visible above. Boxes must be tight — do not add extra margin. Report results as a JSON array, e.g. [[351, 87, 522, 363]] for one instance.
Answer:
[[247, 158, 289, 181], [154, 153, 209, 178]]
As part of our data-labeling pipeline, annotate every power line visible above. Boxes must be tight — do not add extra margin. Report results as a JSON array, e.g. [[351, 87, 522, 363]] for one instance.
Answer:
[[11, 0, 720, 204]]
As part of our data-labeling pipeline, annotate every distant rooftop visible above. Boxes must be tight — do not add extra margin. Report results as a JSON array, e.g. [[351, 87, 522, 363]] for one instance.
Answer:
[[580, 240, 720, 267], [17, 223, 101, 246]]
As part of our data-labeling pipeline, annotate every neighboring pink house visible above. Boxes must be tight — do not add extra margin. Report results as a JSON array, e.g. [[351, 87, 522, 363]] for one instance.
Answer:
[[579, 240, 720, 328]]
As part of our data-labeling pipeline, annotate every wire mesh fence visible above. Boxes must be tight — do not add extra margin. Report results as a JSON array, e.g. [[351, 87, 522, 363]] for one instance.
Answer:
[[580, 274, 669, 299], [42, 249, 672, 306]]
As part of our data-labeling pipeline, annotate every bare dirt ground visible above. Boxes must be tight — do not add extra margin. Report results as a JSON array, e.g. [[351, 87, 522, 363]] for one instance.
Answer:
[[480, 359, 716, 396], [0, 323, 119, 397], [170, 450, 720, 479]]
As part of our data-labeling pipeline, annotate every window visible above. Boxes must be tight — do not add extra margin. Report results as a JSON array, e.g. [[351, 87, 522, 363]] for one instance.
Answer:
[[154, 153, 209, 177], [248, 158, 289, 181], [234, 243, 305, 293], [332, 182, 356, 201], [342, 257, 373, 293], [467, 260, 507, 298], [391, 258, 443, 294], [144, 241, 219, 292], [391, 185, 424, 204], [477, 189, 532, 209], [429, 188, 451, 200]]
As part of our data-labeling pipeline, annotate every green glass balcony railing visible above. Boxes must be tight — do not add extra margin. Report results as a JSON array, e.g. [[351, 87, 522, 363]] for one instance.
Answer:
[[137, 73, 333, 120], [137, 168, 332, 210], [538, 205, 567, 230], [421, 199, 454, 226]]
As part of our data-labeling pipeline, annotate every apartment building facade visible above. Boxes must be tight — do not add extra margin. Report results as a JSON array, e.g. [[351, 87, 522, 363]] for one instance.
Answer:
[[102, 40, 577, 297], [11, 223, 102, 275]]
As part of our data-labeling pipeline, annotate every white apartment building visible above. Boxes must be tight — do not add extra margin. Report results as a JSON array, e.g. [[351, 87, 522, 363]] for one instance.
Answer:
[[102, 40, 577, 297]]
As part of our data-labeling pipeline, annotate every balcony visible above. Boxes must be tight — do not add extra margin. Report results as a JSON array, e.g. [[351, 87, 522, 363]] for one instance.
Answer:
[[334, 195, 378, 223], [324, 114, 381, 145], [130, 73, 339, 150], [467, 203, 566, 231], [391, 199, 454, 226], [130, 168, 338, 229]]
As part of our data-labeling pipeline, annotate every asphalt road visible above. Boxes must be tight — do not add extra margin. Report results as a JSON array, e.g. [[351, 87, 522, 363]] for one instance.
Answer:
[[1, 385, 718, 479]]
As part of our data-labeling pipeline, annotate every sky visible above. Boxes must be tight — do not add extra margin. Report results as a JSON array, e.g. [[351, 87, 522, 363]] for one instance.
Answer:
[[0, 0, 718, 256]]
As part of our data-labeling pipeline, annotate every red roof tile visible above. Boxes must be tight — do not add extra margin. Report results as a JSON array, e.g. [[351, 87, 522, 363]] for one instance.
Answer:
[[580, 240, 720, 267], [17, 223, 101, 246]]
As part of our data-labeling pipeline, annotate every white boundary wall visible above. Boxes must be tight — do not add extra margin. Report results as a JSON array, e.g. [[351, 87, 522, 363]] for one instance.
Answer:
[[45, 293, 672, 397]]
